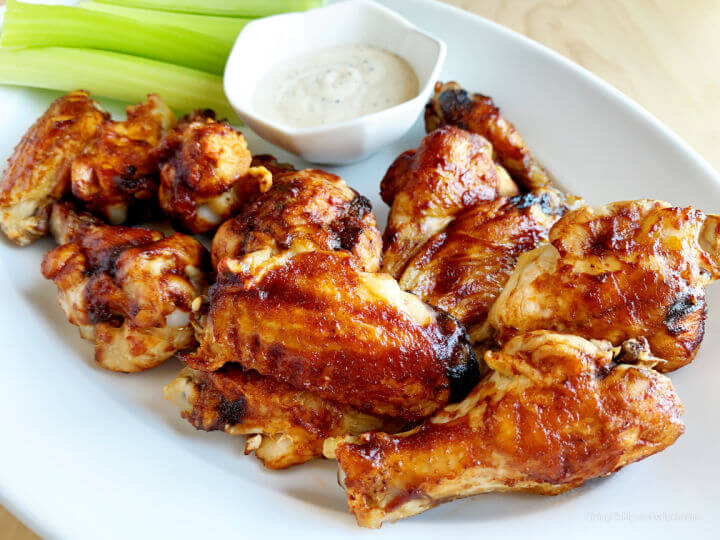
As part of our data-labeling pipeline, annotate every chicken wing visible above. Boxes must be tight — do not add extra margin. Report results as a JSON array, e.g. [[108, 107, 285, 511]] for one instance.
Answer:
[[70, 94, 175, 224], [398, 189, 580, 346], [42, 203, 210, 372], [184, 248, 479, 421], [0, 90, 107, 245], [332, 331, 684, 528], [165, 366, 403, 469], [157, 110, 272, 234], [488, 200, 720, 371], [381, 125, 518, 278], [211, 168, 382, 271], [425, 81, 550, 191]]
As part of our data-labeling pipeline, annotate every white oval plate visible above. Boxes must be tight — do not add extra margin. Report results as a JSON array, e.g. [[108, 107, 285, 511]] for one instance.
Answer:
[[1, 1, 718, 539]]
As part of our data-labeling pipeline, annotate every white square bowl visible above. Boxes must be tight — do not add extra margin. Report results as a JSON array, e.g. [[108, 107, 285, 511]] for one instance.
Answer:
[[223, 0, 446, 164]]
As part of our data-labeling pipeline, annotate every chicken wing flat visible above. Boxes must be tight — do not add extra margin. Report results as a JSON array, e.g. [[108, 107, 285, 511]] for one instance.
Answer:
[[398, 189, 580, 345], [211, 168, 382, 271], [489, 200, 720, 371], [425, 81, 550, 191], [184, 248, 479, 421], [332, 331, 684, 528], [165, 366, 403, 469], [381, 125, 519, 278], [0, 90, 107, 245], [42, 203, 209, 372], [71, 94, 175, 224], [157, 110, 272, 234]]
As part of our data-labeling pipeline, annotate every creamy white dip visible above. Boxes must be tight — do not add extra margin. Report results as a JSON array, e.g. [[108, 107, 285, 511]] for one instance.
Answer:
[[254, 44, 419, 128]]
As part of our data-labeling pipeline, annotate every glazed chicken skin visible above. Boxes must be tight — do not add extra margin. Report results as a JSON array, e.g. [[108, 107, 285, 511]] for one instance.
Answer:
[[42, 203, 209, 372], [71, 94, 175, 224], [211, 168, 382, 271], [157, 109, 272, 234], [381, 125, 518, 278], [398, 189, 579, 346], [0, 90, 107, 245], [165, 366, 403, 469], [425, 81, 550, 191], [184, 248, 479, 421], [331, 331, 684, 528], [488, 200, 720, 371]]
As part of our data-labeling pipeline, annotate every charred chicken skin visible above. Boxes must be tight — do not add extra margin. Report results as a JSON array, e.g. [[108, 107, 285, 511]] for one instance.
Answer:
[[0, 90, 107, 245], [211, 168, 382, 271], [165, 366, 403, 469], [398, 189, 580, 346], [488, 200, 720, 371], [184, 248, 479, 421], [425, 81, 550, 191], [381, 125, 518, 279], [332, 331, 684, 528], [71, 94, 175, 224], [42, 203, 209, 372], [157, 109, 272, 234]]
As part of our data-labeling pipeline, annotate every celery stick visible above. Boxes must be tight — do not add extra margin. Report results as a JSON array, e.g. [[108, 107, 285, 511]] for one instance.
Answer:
[[78, 1, 250, 46], [0, 47, 239, 122], [1, 0, 230, 75], [94, 0, 325, 17]]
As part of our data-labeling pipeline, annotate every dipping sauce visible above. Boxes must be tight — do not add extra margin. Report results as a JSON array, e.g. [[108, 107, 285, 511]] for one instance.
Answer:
[[254, 44, 419, 128]]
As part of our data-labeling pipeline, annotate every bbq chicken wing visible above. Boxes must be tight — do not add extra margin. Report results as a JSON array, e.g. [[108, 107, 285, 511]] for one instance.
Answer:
[[425, 81, 550, 191], [42, 203, 210, 372], [398, 189, 580, 347], [165, 366, 403, 469], [488, 200, 720, 371], [381, 125, 518, 278], [0, 90, 107, 245], [211, 168, 382, 271], [157, 110, 272, 234], [331, 331, 684, 528], [184, 248, 479, 421], [70, 94, 175, 224]]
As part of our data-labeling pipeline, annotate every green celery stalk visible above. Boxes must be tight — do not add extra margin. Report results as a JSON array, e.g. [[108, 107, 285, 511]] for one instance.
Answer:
[[1, 0, 231, 75], [78, 1, 250, 47], [94, 0, 325, 17], [0, 47, 239, 122]]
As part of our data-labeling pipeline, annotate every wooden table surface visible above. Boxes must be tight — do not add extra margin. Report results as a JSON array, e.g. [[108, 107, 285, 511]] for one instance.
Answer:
[[1, 1, 718, 538]]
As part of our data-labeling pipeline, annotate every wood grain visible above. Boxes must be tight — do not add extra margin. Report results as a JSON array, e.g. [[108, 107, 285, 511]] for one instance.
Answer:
[[1, 1, 718, 538]]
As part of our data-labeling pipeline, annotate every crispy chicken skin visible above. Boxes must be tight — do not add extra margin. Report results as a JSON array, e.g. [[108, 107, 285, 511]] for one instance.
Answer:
[[211, 168, 382, 271], [0, 90, 107, 245], [398, 190, 578, 344], [489, 200, 720, 371], [184, 248, 480, 421], [157, 110, 272, 234], [425, 81, 550, 191], [332, 331, 684, 528], [381, 125, 518, 278], [165, 366, 403, 469], [42, 203, 209, 372], [71, 94, 175, 224]]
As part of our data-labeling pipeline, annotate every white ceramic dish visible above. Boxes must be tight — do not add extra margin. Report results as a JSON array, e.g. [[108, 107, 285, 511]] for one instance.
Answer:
[[224, 0, 445, 164], [1, 1, 719, 539]]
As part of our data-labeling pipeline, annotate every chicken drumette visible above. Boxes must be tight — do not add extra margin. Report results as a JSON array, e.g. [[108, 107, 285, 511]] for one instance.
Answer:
[[331, 331, 684, 528], [42, 203, 210, 372], [0, 90, 107, 245], [425, 81, 550, 190], [211, 168, 382, 271], [381, 125, 518, 278], [488, 200, 720, 371], [71, 94, 175, 224], [157, 110, 272, 234]]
